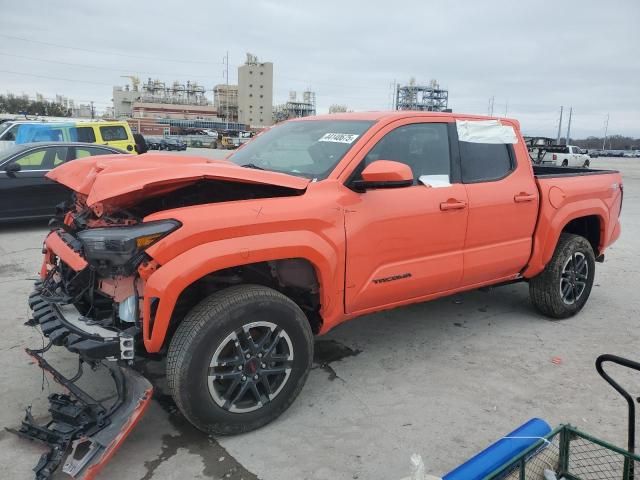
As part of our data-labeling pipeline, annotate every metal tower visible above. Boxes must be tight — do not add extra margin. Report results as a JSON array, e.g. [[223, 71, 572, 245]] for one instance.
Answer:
[[395, 78, 449, 112]]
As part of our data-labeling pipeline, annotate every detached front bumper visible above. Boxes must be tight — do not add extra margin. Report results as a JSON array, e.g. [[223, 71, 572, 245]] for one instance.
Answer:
[[28, 284, 134, 362], [11, 285, 154, 480]]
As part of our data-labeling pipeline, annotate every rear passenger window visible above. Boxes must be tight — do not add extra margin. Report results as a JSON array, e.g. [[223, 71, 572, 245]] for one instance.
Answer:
[[75, 127, 96, 143], [87, 147, 114, 156], [100, 126, 128, 141], [459, 143, 514, 183]]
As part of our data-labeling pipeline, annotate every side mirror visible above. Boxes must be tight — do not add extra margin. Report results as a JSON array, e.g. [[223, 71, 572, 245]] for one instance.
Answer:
[[3, 162, 21, 173], [351, 160, 413, 192]]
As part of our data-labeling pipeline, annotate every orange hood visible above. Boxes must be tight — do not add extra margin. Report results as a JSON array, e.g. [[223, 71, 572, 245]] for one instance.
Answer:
[[46, 154, 310, 210]]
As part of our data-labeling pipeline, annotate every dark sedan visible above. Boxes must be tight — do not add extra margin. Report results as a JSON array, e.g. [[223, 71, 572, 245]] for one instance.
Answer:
[[0, 142, 127, 221], [160, 138, 188, 151]]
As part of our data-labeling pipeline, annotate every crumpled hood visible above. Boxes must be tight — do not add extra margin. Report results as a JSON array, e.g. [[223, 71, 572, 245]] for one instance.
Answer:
[[46, 154, 310, 209]]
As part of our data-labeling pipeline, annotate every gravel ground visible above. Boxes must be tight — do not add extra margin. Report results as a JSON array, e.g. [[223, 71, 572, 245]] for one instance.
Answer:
[[0, 152, 637, 480]]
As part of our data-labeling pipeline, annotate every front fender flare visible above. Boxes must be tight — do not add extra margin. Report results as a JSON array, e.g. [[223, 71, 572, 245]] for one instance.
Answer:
[[141, 231, 342, 352]]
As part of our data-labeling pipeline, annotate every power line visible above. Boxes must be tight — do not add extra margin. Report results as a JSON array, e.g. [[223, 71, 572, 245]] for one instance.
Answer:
[[0, 69, 113, 86], [0, 33, 225, 66], [0, 52, 222, 79]]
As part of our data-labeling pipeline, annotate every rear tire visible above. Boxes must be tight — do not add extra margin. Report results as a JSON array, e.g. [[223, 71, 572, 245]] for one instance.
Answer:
[[167, 285, 313, 435], [529, 233, 595, 319]]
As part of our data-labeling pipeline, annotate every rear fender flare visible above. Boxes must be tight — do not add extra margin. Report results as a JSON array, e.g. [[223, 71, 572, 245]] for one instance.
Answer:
[[524, 200, 608, 278], [142, 231, 342, 352]]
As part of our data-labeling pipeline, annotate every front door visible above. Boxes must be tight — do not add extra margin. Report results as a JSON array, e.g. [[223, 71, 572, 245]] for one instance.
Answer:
[[344, 121, 468, 314]]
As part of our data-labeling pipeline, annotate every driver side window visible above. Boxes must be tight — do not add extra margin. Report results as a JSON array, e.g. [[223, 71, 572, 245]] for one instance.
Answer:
[[363, 123, 450, 183]]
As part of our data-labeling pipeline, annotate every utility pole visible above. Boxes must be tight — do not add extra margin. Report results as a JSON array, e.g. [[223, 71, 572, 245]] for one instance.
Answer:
[[390, 80, 397, 110], [602, 113, 610, 150], [556, 106, 563, 145], [90, 101, 95, 119], [223, 51, 230, 130], [504, 100, 508, 118], [488, 96, 495, 116], [565, 107, 573, 145]]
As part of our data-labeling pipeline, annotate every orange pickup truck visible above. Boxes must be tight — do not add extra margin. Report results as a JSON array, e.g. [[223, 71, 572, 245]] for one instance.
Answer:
[[18, 112, 622, 478]]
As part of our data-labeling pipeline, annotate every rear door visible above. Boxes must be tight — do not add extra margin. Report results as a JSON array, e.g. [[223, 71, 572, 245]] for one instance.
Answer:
[[0, 146, 69, 220], [98, 124, 135, 153], [458, 134, 539, 286], [344, 120, 469, 313], [74, 126, 97, 144]]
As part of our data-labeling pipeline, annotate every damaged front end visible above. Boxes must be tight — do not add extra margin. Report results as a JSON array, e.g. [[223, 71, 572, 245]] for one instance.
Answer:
[[11, 208, 178, 479]]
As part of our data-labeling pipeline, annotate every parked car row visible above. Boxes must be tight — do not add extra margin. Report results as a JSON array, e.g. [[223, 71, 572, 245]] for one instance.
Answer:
[[588, 149, 640, 158], [0, 120, 140, 153], [146, 136, 188, 151]]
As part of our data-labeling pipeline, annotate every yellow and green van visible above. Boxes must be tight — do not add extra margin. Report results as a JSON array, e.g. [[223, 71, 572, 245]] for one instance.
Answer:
[[0, 120, 137, 153]]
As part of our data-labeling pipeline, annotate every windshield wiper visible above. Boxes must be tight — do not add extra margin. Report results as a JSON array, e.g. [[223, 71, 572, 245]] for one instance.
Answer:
[[240, 163, 266, 170]]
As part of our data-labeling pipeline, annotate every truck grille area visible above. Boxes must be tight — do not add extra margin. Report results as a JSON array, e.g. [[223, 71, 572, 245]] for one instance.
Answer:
[[29, 284, 122, 361], [41, 260, 93, 304]]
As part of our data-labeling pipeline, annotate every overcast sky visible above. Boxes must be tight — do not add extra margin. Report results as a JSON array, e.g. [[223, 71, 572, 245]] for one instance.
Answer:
[[1, 0, 638, 137]]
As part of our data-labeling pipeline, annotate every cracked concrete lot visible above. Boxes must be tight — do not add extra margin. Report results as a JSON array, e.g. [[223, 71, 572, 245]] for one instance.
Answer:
[[0, 151, 638, 480]]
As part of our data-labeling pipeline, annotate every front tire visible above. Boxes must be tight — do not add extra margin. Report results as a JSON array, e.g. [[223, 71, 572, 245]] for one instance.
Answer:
[[561, 159, 569, 167], [583, 159, 590, 168], [529, 233, 595, 319], [167, 285, 313, 435]]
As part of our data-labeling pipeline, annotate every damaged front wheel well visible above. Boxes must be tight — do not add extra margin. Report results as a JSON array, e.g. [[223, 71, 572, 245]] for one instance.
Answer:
[[167, 258, 322, 342]]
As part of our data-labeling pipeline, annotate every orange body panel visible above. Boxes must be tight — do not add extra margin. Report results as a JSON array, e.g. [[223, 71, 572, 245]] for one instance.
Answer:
[[44, 111, 623, 353], [523, 173, 622, 278], [44, 231, 88, 273]]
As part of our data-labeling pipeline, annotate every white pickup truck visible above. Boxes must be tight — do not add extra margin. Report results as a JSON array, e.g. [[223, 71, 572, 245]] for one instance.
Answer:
[[533, 145, 592, 167]]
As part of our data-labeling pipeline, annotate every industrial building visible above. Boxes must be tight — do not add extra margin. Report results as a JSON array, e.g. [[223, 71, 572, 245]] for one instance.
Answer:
[[111, 53, 277, 133], [395, 78, 449, 112], [112, 76, 218, 120], [213, 84, 239, 123], [273, 91, 316, 123], [237, 53, 274, 127]]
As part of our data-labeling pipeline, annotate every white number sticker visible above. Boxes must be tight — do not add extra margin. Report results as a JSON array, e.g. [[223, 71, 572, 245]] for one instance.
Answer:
[[318, 133, 359, 144]]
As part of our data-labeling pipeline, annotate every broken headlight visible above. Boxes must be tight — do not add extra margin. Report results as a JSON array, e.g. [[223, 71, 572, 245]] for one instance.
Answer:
[[77, 220, 180, 269]]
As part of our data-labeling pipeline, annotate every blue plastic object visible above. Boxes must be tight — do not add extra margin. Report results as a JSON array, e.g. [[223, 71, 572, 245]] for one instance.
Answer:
[[443, 418, 552, 480]]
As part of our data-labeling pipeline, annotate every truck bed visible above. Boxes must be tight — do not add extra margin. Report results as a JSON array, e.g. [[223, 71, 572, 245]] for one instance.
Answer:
[[533, 165, 619, 178], [524, 165, 623, 278]]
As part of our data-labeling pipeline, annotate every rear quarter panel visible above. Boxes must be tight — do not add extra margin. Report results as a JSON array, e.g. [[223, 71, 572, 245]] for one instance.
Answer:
[[523, 172, 622, 278]]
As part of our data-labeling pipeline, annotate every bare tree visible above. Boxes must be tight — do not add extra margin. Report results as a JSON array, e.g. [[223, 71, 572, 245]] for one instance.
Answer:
[[328, 104, 349, 114]]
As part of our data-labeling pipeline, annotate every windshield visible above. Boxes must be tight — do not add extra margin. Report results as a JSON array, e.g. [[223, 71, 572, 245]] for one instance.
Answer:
[[228, 120, 374, 179], [0, 122, 14, 136]]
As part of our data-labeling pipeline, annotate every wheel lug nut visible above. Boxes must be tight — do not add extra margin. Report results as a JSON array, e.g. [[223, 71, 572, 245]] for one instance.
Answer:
[[253, 375, 259, 380], [237, 365, 242, 370], [245, 353, 251, 359], [257, 353, 262, 358], [241, 375, 247, 381], [261, 363, 266, 368]]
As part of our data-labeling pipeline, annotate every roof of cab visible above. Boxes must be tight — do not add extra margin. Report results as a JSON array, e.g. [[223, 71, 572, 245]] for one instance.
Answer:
[[292, 110, 520, 129]]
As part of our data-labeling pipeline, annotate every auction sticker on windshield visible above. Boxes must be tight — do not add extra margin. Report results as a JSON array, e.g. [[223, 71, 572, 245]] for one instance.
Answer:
[[318, 133, 359, 144]]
